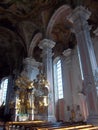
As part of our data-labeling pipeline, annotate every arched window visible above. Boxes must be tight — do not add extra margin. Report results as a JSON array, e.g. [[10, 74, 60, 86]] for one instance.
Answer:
[[54, 57, 64, 99], [0, 78, 8, 106]]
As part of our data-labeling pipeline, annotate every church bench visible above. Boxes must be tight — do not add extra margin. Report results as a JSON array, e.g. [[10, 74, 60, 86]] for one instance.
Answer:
[[4, 121, 91, 130]]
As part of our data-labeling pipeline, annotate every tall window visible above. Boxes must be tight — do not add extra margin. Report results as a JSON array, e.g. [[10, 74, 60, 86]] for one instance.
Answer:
[[0, 78, 8, 106], [54, 58, 63, 99]]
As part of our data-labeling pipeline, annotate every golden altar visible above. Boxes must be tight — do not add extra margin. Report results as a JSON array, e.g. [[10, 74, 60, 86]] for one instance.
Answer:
[[15, 68, 49, 121]]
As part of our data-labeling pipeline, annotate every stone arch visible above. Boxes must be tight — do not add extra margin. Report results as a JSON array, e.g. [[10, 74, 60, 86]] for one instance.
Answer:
[[28, 32, 42, 57], [0, 26, 26, 53], [46, 5, 72, 39]]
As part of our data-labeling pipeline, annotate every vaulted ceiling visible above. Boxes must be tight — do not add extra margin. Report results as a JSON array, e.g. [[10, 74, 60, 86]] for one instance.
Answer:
[[0, 0, 98, 79]]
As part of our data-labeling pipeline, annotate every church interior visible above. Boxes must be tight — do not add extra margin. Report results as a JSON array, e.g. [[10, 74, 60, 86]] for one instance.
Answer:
[[0, 0, 98, 129]]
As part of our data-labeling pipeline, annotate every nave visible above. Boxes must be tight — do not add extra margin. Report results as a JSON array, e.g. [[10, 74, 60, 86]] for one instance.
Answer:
[[0, 0, 98, 128]]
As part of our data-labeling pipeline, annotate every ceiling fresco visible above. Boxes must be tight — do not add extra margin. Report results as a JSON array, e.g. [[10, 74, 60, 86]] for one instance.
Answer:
[[0, 0, 98, 79]]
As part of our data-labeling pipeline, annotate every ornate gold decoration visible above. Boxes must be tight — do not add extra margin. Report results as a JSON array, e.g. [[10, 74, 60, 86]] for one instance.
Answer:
[[33, 70, 49, 114], [15, 75, 34, 121], [15, 67, 49, 120]]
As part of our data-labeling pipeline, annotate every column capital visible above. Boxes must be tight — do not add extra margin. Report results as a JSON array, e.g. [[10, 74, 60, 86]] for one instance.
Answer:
[[63, 48, 72, 57], [39, 39, 55, 49], [93, 27, 98, 36], [23, 57, 42, 68], [21, 57, 42, 79], [63, 48, 72, 65], [67, 6, 91, 23]]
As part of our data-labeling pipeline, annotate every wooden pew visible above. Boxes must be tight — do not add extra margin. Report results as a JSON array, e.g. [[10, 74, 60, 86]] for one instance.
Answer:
[[5, 121, 92, 130]]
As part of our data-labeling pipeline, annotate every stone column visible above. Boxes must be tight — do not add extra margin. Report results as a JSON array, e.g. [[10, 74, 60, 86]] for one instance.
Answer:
[[21, 57, 41, 80], [21, 57, 41, 120], [63, 49, 75, 121], [63, 49, 73, 105], [68, 6, 98, 124], [39, 39, 56, 122]]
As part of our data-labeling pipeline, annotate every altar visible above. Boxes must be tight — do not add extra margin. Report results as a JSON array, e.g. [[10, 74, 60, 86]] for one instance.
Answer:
[[15, 67, 49, 122]]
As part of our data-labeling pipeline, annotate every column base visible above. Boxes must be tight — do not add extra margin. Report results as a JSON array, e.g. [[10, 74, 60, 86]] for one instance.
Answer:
[[48, 115, 56, 122], [87, 115, 98, 126], [34, 115, 56, 122], [34, 115, 48, 121], [28, 114, 34, 121]]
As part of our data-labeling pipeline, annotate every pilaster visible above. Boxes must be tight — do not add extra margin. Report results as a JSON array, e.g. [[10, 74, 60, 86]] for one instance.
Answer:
[[68, 6, 98, 125], [63, 49, 75, 121], [39, 39, 56, 122]]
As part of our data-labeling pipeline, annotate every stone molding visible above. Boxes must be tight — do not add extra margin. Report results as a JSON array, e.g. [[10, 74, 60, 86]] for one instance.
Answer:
[[67, 6, 91, 23], [23, 57, 42, 68], [39, 39, 55, 49]]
